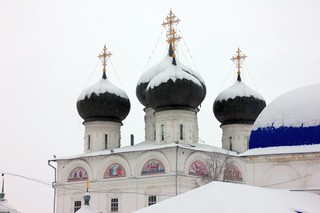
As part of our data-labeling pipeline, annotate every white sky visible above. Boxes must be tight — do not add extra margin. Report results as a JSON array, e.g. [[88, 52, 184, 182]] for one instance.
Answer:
[[1, 0, 320, 212]]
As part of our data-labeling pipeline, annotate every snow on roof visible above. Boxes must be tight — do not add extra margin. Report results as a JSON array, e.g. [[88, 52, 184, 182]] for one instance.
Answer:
[[178, 60, 205, 85], [78, 78, 128, 101], [137, 55, 173, 84], [252, 84, 320, 129], [0, 199, 20, 213], [146, 65, 202, 90], [133, 181, 320, 213], [54, 141, 235, 161], [137, 55, 205, 85], [215, 81, 264, 102], [241, 144, 320, 156], [75, 205, 95, 213]]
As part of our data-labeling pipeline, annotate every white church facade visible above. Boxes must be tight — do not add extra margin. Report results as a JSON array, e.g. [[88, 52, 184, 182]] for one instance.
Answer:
[[51, 10, 320, 213]]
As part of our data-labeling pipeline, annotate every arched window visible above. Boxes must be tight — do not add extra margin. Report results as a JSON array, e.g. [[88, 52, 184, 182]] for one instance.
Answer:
[[189, 161, 207, 176], [104, 163, 126, 178], [224, 165, 243, 182], [141, 160, 165, 175], [68, 167, 88, 182]]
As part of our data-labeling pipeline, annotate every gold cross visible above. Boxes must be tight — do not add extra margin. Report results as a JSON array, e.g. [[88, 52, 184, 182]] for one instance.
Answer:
[[231, 47, 247, 76], [86, 178, 89, 192], [162, 10, 181, 56], [98, 45, 112, 78]]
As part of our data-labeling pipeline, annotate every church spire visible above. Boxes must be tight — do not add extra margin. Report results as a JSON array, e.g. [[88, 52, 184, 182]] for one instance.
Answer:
[[98, 45, 112, 79], [0, 174, 5, 199], [86, 178, 89, 193], [231, 47, 247, 82], [84, 178, 91, 205], [162, 9, 181, 60]]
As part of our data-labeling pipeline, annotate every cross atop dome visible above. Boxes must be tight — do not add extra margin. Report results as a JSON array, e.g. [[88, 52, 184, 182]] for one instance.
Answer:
[[98, 45, 112, 79], [231, 47, 247, 81], [86, 178, 89, 192], [162, 9, 181, 57]]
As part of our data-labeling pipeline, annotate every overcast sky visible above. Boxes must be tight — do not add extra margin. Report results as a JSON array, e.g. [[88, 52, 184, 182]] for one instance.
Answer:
[[1, 0, 320, 212]]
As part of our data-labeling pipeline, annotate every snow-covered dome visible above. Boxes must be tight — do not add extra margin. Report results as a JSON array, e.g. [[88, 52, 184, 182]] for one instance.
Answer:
[[136, 45, 206, 108], [213, 76, 266, 125], [249, 84, 320, 149], [145, 55, 205, 111], [77, 76, 130, 123]]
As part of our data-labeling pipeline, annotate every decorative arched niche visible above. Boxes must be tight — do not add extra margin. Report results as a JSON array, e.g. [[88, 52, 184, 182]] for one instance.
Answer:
[[224, 164, 243, 182], [67, 167, 88, 182], [104, 163, 126, 178], [262, 165, 300, 188], [189, 161, 207, 176], [141, 159, 165, 175]]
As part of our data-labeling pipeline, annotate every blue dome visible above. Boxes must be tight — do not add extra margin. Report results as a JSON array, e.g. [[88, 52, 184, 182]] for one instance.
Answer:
[[249, 84, 320, 149]]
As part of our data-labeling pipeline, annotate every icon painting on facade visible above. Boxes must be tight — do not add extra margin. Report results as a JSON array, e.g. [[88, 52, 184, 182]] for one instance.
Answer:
[[67, 167, 88, 182], [141, 159, 165, 175], [104, 163, 126, 178], [224, 165, 243, 182], [189, 161, 207, 176]]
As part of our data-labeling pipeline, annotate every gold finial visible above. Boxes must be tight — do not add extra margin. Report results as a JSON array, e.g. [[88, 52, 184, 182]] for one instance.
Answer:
[[231, 47, 247, 79], [162, 9, 181, 57], [98, 45, 112, 79], [86, 178, 89, 192]]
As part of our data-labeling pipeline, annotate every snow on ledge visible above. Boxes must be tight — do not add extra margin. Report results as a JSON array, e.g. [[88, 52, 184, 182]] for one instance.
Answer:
[[241, 144, 320, 156], [53, 141, 236, 161]]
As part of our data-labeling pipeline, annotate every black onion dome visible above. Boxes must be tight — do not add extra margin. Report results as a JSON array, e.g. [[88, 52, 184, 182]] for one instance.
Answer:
[[77, 78, 130, 123], [136, 81, 149, 107], [213, 77, 266, 125], [145, 60, 204, 111], [179, 63, 206, 103], [136, 45, 206, 108]]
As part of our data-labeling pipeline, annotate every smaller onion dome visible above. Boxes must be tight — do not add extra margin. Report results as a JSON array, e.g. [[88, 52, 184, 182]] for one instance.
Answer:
[[76, 45, 130, 123], [249, 84, 320, 149], [213, 48, 266, 125], [145, 57, 204, 111], [213, 77, 266, 125], [77, 78, 130, 123]]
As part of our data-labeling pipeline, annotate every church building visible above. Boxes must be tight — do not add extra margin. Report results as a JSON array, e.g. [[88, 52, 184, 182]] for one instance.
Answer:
[[51, 10, 320, 213]]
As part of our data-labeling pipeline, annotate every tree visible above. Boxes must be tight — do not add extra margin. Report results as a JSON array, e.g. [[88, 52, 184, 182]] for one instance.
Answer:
[[194, 153, 238, 187]]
